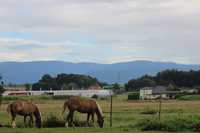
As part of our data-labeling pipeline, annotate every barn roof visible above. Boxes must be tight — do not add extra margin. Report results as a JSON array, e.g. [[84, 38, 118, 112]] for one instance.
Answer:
[[152, 86, 167, 94]]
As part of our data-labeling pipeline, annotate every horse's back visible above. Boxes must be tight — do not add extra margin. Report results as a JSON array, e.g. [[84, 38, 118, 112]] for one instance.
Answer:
[[68, 96, 98, 113], [9, 101, 36, 115]]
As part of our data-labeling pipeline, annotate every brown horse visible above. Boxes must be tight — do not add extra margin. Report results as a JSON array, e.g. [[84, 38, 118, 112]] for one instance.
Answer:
[[62, 96, 104, 128], [7, 101, 42, 128]]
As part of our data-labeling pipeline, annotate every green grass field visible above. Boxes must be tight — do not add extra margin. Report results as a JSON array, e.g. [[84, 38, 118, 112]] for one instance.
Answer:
[[0, 94, 200, 133]]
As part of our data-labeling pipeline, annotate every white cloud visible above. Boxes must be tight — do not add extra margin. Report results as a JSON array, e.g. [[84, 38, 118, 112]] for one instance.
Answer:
[[0, 0, 200, 64]]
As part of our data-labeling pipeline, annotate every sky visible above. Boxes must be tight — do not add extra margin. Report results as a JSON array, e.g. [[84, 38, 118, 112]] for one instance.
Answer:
[[0, 0, 200, 64]]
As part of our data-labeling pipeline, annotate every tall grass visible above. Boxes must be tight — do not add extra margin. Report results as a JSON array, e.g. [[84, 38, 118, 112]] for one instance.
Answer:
[[140, 108, 157, 115], [136, 115, 200, 132], [177, 95, 200, 101]]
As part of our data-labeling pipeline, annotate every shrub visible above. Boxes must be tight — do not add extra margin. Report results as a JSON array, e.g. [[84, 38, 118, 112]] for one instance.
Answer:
[[43, 114, 65, 128], [164, 117, 190, 132], [189, 115, 200, 132], [127, 92, 139, 100], [140, 108, 157, 115], [91, 94, 99, 99], [177, 95, 200, 101], [175, 94, 185, 99], [51, 95, 70, 100], [191, 121, 200, 131], [136, 115, 200, 132], [136, 118, 163, 131]]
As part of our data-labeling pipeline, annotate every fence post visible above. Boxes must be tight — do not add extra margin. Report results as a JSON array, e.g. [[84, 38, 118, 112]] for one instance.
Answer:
[[158, 94, 162, 121], [110, 90, 113, 127]]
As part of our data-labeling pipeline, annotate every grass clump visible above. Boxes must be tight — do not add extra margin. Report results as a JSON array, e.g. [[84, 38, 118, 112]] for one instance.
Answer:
[[136, 118, 163, 131], [140, 108, 157, 115], [136, 115, 200, 132], [177, 95, 200, 101], [43, 113, 65, 128], [73, 119, 94, 127]]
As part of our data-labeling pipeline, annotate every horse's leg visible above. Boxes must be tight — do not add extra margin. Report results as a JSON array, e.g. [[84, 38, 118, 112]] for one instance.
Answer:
[[70, 111, 75, 128], [91, 113, 96, 127], [91, 113, 94, 123], [29, 115, 34, 127], [11, 115, 16, 128], [87, 113, 90, 126], [24, 115, 27, 128], [65, 111, 71, 128]]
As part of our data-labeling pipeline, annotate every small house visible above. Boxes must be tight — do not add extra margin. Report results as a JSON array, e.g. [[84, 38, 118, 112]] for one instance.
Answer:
[[140, 86, 179, 100]]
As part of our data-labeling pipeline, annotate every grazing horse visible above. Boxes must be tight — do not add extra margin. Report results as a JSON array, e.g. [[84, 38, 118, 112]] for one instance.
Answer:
[[7, 101, 42, 128], [62, 96, 104, 128]]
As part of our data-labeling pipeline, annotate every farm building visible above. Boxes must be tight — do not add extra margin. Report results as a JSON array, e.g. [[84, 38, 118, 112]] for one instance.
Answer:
[[140, 86, 179, 100]]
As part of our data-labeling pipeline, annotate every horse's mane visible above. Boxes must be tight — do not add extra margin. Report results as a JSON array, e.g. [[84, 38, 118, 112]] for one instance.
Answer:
[[62, 100, 69, 115], [33, 104, 42, 128], [95, 101, 103, 118], [34, 105, 41, 119]]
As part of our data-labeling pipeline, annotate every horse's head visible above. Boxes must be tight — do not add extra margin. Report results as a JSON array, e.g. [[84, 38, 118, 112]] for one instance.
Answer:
[[97, 117, 104, 128]]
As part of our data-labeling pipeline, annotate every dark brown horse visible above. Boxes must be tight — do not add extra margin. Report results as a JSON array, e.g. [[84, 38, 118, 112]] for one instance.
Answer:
[[7, 101, 42, 128], [62, 96, 104, 128]]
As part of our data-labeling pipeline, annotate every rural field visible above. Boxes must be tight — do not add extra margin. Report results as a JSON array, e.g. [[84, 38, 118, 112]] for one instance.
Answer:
[[0, 94, 200, 133]]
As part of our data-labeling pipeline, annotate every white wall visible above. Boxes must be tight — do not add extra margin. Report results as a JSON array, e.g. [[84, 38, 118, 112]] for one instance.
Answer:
[[3, 90, 113, 97]]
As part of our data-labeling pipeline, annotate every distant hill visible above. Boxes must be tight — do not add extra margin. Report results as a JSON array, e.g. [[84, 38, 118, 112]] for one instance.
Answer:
[[0, 60, 199, 84]]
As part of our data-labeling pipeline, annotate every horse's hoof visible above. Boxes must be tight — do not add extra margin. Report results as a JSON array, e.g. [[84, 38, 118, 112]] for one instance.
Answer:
[[12, 122, 17, 128], [65, 123, 68, 128]]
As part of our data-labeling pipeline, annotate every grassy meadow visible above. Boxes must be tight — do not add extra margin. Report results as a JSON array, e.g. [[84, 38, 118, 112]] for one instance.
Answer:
[[0, 94, 200, 133]]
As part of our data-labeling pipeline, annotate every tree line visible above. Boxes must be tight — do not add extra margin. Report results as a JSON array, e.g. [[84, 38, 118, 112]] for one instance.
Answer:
[[125, 69, 200, 91], [2, 69, 200, 92], [32, 73, 100, 91]]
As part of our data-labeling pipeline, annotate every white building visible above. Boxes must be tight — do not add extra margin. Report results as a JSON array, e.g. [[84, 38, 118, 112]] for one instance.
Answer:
[[3, 89, 113, 98], [140, 86, 178, 100]]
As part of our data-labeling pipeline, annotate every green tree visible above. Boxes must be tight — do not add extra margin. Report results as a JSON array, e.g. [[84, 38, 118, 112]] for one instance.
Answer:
[[32, 73, 99, 90], [25, 83, 31, 91], [126, 77, 156, 91], [113, 83, 120, 90]]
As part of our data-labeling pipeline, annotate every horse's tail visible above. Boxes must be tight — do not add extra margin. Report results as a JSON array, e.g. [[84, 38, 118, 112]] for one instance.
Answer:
[[6, 104, 12, 116], [62, 101, 69, 115]]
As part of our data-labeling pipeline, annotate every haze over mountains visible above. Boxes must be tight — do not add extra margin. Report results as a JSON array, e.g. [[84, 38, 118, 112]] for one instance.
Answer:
[[0, 60, 199, 84]]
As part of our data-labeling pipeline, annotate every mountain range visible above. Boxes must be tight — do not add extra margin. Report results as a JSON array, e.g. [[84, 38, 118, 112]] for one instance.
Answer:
[[0, 60, 199, 84]]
